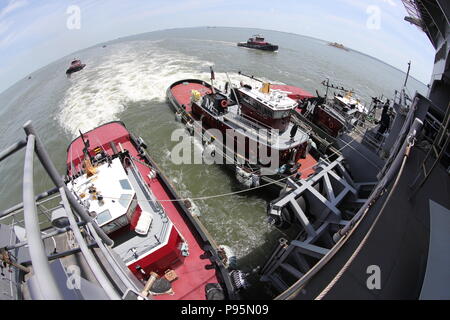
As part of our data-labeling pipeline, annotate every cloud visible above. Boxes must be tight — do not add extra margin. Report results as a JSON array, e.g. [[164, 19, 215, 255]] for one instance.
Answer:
[[0, 0, 28, 19]]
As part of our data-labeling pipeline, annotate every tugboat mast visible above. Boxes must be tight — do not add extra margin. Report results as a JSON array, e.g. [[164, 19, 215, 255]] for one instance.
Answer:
[[403, 60, 412, 88]]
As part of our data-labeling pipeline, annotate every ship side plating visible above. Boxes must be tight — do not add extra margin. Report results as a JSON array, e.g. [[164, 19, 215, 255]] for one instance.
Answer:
[[266, 0, 450, 300]]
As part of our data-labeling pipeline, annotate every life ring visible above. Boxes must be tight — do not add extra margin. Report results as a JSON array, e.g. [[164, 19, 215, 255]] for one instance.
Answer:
[[220, 99, 228, 108]]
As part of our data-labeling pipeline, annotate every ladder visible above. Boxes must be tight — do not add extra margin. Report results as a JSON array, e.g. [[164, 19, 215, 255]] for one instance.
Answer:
[[414, 102, 450, 191]]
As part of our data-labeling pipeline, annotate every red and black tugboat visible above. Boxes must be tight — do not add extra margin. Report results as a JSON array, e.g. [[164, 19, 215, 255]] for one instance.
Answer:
[[167, 69, 319, 188], [66, 121, 238, 299], [237, 35, 279, 52], [274, 79, 373, 138], [66, 59, 86, 75]]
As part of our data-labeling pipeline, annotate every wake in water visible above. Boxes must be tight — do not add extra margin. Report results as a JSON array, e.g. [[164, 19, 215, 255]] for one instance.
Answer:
[[57, 40, 280, 137], [56, 39, 279, 258], [57, 41, 208, 136]]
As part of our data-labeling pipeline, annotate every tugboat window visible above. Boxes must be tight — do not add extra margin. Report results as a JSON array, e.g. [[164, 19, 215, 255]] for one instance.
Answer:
[[96, 209, 112, 225], [119, 193, 133, 208], [119, 179, 132, 190]]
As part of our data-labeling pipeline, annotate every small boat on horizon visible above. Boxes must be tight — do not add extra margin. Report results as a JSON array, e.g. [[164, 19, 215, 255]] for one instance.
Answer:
[[328, 42, 349, 51], [237, 35, 279, 52]]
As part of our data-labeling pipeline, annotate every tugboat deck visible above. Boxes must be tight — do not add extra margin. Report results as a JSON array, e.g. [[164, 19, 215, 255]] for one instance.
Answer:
[[222, 105, 309, 150], [169, 81, 310, 150], [67, 122, 221, 300], [170, 81, 212, 113]]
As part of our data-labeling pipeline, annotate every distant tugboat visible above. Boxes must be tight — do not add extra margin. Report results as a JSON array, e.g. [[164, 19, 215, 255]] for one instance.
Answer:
[[237, 35, 279, 52], [328, 42, 349, 51], [66, 59, 86, 75], [167, 69, 319, 188], [274, 79, 373, 138]]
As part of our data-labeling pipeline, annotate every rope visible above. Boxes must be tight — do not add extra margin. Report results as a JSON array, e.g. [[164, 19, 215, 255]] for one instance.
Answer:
[[314, 140, 413, 300], [88, 135, 354, 204]]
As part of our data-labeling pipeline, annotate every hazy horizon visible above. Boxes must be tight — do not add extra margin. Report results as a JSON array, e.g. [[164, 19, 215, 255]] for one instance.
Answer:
[[0, 25, 429, 96], [0, 0, 436, 94]]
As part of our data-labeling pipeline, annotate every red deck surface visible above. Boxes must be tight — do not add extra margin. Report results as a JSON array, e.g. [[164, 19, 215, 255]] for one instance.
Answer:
[[297, 153, 317, 179], [170, 82, 211, 113], [270, 84, 314, 100], [67, 122, 219, 300]]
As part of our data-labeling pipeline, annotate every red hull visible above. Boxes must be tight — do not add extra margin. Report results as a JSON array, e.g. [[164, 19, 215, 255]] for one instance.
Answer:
[[167, 80, 318, 179], [66, 122, 227, 300]]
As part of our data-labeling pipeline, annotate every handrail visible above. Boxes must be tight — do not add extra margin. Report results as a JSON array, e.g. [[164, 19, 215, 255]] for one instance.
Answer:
[[0, 188, 59, 219], [274, 117, 423, 300], [23, 121, 113, 246], [59, 187, 121, 300], [22, 134, 63, 300], [86, 224, 142, 294], [0, 139, 27, 162]]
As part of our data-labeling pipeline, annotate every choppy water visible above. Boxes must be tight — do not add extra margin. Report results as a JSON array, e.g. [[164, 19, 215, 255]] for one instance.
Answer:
[[0, 27, 427, 298]]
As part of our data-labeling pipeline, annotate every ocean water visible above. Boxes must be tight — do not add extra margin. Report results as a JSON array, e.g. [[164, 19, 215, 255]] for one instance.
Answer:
[[0, 27, 427, 298]]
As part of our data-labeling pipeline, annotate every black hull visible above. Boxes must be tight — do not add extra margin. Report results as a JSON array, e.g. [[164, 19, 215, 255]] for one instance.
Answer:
[[237, 43, 279, 51], [66, 64, 86, 75]]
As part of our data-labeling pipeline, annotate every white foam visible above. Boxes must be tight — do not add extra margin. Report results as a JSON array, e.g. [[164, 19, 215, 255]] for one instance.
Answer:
[[57, 41, 209, 136], [57, 40, 278, 137]]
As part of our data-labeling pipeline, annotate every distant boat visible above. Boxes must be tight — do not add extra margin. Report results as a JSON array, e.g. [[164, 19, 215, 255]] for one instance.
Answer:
[[328, 42, 349, 51], [237, 35, 278, 52], [66, 59, 86, 75], [102, 45, 107, 48]]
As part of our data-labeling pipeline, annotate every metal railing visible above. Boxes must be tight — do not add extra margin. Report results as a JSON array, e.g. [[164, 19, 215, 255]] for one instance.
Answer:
[[22, 134, 63, 299], [0, 121, 143, 300], [274, 112, 424, 300]]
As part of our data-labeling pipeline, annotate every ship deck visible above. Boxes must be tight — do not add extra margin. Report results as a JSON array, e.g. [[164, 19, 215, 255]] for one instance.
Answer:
[[169, 81, 310, 150], [67, 122, 220, 300]]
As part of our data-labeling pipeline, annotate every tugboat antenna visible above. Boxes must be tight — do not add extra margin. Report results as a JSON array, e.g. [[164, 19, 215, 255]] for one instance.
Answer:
[[226, 72, 241, 110], [210, 66, 216, 95], [79, 130, 90, 159], [321, 79, 352, 94], [238, 71, 263, 83], [403, 61, 411, 88]]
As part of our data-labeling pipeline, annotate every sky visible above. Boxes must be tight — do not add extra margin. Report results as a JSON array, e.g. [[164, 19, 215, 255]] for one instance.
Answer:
[[0, 0, 436, 93]]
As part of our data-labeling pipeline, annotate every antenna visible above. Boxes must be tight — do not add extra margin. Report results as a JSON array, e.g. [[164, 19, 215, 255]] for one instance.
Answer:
[[321, 79, 353, 95], [79, 130, 90, 159], [238, 71, 263, 83], [210, 66, 216, 95], [226, 72, 241, 112], [403, 61, 411, 88]]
